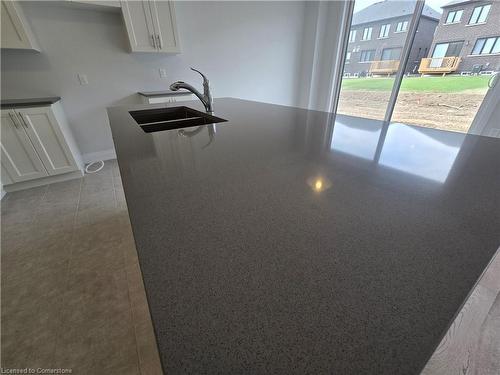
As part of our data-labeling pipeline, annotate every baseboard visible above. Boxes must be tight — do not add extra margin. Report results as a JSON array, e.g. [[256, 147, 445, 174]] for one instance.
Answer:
[[3, 170, 84, 193], [82, 148, 116, 164]]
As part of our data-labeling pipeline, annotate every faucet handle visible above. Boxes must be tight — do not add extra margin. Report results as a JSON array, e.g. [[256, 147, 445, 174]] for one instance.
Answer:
[[190, 67, 209, 85]]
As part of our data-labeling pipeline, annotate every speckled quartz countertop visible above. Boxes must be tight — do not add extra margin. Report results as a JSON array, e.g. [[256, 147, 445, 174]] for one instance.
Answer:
[[107, 98, 500, 375]]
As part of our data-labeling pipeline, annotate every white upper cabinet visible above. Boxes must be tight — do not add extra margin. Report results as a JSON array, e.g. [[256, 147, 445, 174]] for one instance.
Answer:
[[149, 0, 180, 53], [0, 110, 48, 182], [0, 1, 40, 51], [121, 0, 180, 53]]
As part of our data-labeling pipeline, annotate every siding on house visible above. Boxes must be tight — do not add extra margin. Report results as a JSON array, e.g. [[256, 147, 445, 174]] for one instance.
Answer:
[[430, 0, 500, 72], [344, 1, 439, 76], [344, 14, 439, 75]]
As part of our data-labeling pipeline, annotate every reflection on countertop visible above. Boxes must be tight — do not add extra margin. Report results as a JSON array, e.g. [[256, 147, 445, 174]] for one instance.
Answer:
[[330, 114, 464, 183]]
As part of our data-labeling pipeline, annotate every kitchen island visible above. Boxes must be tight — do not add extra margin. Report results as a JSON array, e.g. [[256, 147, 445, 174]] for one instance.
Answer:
[[107, 98, 500, 374]]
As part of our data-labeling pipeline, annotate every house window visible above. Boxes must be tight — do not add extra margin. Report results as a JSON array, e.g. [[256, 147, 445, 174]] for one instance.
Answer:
[[445, 9, 463, 24], [349, 30, 356, 43], [432, 41, 464, 58], [362, 27, 373, 41], [469, 4, 491, 24], [379, 24, 390, 38], [471, 36, 500, 55], [395, 21, 408, 32], [359, 50, 375, 62], [381, 47, 402, 60], [346, 52, 352, 60]]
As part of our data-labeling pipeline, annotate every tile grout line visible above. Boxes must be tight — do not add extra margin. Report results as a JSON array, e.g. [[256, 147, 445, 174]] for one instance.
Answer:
[[49, 176, 84, 370], [112, 163, 144, 375], [27, 185, 50, 365]]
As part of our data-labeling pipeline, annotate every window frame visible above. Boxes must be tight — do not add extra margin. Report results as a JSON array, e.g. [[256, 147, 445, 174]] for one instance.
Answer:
[[362, 27, 373, 41], [359, 49, 376, 62], [468, 4, 491, 25], [381, 47, 402, 61], [471, 36, 500, 55], [395, 20, 409, 33], [379, 23, 391, 39], [445, 9, 463, 24], [349, 30, 357, 43], [432, 40, 464, 58]]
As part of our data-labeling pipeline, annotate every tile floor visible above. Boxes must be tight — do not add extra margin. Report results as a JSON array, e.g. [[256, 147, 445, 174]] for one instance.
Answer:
[[1, 160, 162, 374], [1, 159, 498, 374]]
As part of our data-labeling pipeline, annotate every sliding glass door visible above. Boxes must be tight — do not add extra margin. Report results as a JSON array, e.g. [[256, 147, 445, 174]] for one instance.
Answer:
[[335, 0, 498, 135], [336, 0, 419, 122]]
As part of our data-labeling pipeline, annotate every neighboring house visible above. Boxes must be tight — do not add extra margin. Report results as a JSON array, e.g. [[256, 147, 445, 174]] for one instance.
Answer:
[[344, 0, 440, 76], [423, 0, 500, 74]]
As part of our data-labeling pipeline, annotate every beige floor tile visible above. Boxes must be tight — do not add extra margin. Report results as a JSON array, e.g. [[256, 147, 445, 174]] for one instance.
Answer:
[[1, 161, 161, 374]]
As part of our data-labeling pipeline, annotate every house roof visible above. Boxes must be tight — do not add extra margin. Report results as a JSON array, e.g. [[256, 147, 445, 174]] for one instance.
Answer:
[[352, 0, 441, 26], [441, 0, 479, 8]]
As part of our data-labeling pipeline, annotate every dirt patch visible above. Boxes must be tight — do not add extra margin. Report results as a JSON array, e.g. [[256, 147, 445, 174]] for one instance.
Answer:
[[337, 90, 488, 133]]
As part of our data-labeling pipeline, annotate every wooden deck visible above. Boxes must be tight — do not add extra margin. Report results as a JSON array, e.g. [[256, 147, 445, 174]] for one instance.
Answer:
[[418, 57, 461, 75], [369, 59, 400, 75]]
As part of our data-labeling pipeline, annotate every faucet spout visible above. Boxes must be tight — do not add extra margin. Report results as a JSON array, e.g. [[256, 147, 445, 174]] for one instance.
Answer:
[[169, 68, 213, 113]]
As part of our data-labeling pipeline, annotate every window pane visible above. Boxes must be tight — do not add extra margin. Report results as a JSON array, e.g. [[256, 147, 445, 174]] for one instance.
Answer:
[[482, 37, 496, 54], [432, 43, 449, 58], [446, 41, 463, 57], [478, 4, 491, 23], [472, 39, 486, 55], [455, 10, 463, 22], [382, 48, 401, 60], [446, 11, 455, 23], [349, 30, 356, 42], [470, 6, 481, 23], [337, 0, 417, 122], [492, 38, 500, 54]]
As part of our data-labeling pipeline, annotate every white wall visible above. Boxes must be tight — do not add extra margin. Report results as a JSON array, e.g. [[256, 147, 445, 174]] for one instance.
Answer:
[[1, 1, 306, 160]]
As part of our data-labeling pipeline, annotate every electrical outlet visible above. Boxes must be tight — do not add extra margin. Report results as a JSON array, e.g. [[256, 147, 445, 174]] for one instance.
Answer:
[[159, 68, 167, 78], [77, 73, 88, 85]]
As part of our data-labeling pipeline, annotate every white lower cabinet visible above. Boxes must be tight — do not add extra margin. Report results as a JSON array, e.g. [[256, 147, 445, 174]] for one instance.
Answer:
[[0, 110, 48, 182], [1, 103, 82, 187]]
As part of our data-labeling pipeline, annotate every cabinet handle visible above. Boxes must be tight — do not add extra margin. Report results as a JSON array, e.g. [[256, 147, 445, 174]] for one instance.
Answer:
[[151, 34, 156, 49], [156, 34, 162, 49], [8, 112, 19, 129], [18, 113, 29, 129]]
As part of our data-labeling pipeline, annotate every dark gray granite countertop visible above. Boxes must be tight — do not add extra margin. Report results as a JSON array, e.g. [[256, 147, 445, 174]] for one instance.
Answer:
[[138, 90, 193, 97], [1, 97, 61, 108], [107, 98, 500, 374]]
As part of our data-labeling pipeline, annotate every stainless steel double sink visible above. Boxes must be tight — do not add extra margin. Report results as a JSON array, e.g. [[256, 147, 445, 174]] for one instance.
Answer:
[[129, 106, 227, 133]]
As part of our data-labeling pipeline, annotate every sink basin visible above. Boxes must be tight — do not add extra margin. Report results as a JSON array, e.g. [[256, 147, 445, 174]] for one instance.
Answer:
[[129, 106, 227, 133]]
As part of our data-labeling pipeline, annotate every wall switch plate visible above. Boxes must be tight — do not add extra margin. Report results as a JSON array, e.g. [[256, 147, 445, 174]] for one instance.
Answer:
[[159, 68, 167, 78], [77, 73, 88, 85]]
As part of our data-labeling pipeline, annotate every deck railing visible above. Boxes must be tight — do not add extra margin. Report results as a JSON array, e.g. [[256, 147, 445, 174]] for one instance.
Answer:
[[369, 60, 400, 75], [418, 57, 461, 75]]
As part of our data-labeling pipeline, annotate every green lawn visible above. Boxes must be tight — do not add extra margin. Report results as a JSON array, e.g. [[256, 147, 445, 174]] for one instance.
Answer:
[[341, 76, 490, 93]]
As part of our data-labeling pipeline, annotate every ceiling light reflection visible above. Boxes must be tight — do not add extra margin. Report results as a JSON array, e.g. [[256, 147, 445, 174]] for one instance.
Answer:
[[307, 176, 332, 193]]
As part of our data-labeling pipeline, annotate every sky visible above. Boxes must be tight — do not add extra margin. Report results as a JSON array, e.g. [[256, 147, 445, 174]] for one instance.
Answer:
[[353, 0, 452, 14]]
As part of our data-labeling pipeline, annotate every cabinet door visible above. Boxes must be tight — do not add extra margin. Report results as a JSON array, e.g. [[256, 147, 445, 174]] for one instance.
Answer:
[[16, 107, 78, 176], [0, 110, 48, 183], [0, 1, 40, 51], [121, 0, 157, 52], [149, 0, 180, 53]]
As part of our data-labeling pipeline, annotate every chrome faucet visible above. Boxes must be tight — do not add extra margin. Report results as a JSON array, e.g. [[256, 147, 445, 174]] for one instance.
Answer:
[[170, 67, 213, 113]]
